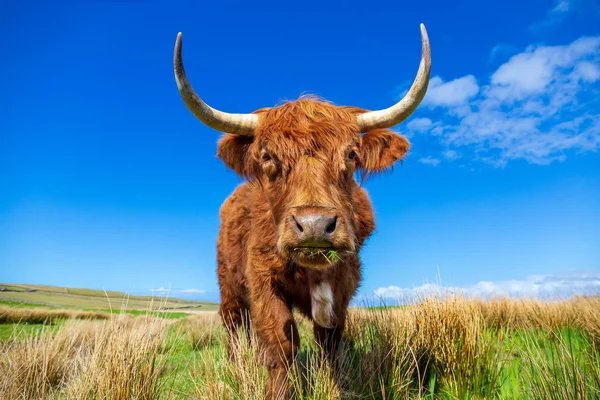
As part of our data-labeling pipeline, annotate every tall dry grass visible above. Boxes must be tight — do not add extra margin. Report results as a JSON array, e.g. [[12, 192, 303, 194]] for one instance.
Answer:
[[186, 295, 599, 399], [342, 296, 506, 398], [477, 295, 600, 334], [0, 314, 171, 400], [1, 295, 599, 399], [0, 305, 109, 324], [173, 313, 225, 350]]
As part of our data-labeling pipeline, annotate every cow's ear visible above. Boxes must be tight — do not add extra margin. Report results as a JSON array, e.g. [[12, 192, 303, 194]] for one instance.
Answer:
[[217, 134, 255, 177], [358, 129, 410, 172]]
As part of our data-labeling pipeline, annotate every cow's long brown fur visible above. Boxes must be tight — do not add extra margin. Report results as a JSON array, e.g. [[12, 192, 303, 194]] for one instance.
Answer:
[[215, 96, 409, 399]]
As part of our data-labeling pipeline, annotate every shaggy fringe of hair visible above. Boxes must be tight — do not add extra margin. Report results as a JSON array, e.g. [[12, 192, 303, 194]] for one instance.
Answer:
[[218, 96, 408, 179]]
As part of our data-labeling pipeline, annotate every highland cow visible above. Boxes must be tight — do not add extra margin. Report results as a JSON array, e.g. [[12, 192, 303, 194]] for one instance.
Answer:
[[174, 24, 431, 399]]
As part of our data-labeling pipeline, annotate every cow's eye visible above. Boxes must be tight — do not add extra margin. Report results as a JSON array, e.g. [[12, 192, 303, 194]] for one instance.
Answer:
[[262, 153, 272, 162], [348, 150, 357, 160]]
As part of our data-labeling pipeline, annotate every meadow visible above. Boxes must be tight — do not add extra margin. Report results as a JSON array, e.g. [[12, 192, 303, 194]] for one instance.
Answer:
[[0, 294, 599, 399], [0, 284, 218, 312]]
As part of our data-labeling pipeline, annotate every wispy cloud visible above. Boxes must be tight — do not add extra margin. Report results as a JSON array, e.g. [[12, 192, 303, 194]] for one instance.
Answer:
[[530, 0, 573, 33], [179, 288, 205, 293], [552, 0, 572, 13], [406, 117, 433, 132], [418, 156, 441, 167], [373, 270, 600, 301], [406, 36, 600, 167], [422, 76, 480, 107], [442, 149, 460, 161], [489, 43, 520, 64], [150, 287, 205, 296]]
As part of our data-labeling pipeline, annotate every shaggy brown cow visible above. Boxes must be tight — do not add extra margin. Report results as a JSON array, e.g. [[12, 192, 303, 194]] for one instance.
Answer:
[[174, 24, 431, 399]]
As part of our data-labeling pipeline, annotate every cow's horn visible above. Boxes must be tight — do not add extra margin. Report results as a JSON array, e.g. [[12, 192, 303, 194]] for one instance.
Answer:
[[356, 24, 431, 132], [174, 33, 258, 136]]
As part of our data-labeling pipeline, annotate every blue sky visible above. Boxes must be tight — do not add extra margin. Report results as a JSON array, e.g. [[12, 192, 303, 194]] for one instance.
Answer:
[[1, 0, 599, 303]]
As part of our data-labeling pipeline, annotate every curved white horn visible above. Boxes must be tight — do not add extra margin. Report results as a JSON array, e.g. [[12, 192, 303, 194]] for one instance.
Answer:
[[174, 33, 258, 136], [356, 24, 431, 132]]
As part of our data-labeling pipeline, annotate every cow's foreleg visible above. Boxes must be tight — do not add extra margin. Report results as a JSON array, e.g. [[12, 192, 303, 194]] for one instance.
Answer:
[[251, 292, 299, 400]]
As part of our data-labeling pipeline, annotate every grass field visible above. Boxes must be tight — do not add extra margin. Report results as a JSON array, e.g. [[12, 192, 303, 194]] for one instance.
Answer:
[[0, 283, 218, 312], [1, 293, 599, 399]]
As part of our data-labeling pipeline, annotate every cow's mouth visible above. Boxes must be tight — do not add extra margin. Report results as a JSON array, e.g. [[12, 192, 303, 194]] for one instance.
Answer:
[[291, 246, 347, 268]]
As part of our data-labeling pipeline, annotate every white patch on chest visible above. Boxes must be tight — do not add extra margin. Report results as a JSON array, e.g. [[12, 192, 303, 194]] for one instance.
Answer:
[[311, 282, 334, 328]]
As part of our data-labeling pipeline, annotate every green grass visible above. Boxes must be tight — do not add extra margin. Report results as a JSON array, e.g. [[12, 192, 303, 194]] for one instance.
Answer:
[[0, 322, 64, 341], [0, 300, 59, 309]]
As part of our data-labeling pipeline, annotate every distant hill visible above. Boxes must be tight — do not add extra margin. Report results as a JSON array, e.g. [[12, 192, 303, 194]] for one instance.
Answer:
[[0, 283, 219, 312]]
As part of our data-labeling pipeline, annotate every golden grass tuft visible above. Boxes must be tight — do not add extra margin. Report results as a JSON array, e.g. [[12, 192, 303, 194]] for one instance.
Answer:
[[0, 305, 109, 324], [0, 315, 171, 400], [191, 327, 269, 400], [173, 313, 225, 350], [477, 295, 600, 332]]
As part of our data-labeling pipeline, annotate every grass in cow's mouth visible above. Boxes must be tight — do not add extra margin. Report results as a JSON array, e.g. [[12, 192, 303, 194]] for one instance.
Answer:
[[293, 248, 352, 264], [325, 249, 342, 263]]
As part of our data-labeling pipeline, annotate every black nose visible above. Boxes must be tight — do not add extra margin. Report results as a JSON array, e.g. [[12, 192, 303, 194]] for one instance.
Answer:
[[292, 214, 337, 242]]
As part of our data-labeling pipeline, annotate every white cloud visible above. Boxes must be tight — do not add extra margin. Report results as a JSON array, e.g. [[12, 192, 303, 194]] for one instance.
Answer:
[[552, 0, 571, 13], [150, 287, 205, 295], [574, 61, 600, 82], [374, 270, 600, 300], [488, 37, 600, 102], [490, 53, 554, 100], [531, 0, 573, 32], [406, 117, 433, 132], [418, 156, 441, 166], [374, 283, 445, 299], [422, 75, 480, 107], [179, 288, 206, 293], [442, 150, 460, 161], [411, 36, 600, 166]]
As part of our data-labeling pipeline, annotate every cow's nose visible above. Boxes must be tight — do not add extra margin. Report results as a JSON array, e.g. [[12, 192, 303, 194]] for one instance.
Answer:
[[292, 214, 337, 241]]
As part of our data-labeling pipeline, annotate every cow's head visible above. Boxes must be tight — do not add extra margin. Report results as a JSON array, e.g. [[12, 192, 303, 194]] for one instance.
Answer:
[[174, 25, 430, 269]]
